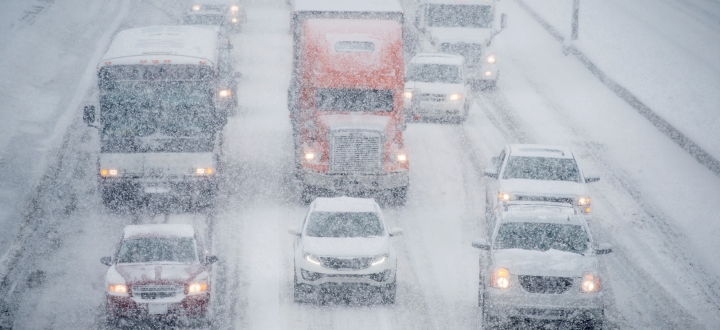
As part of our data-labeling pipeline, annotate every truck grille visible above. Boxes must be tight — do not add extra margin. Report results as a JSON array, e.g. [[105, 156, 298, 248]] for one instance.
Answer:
[[515, 195, 575, 204], [319, 257, 373, 270], [132, 285, 183, 300], [518, 276, 573, 294], [330, 130, 382, 174], [419, 93, 446, 102]]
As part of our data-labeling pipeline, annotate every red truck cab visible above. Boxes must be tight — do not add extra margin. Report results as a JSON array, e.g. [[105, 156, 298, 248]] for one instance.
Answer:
[[291, 17, 409, 205]]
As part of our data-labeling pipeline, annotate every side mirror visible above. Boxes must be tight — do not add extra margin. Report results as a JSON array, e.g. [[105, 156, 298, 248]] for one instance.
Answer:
[[585, 172, 600, 183], [205, 255, 219, 264], [472, 238, 490, 250], [288, 227, 301, 236], [233, 72, 242, 79], [389, 227, 403, 237], [396, 121, 407, 132], [595, 243, 613, 255], [501, 13, 508, 30], [484, 167, 498, 179], [100, 256, 112, 266], [83, 105, 96, 125]]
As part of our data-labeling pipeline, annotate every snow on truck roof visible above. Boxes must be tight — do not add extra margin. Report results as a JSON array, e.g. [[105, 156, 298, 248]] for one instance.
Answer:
[[508, 144, 575, 159], [311, 197, 380, 213], [411, 53, 464, 65], [294, 0, 402, 13], [123, 224, 196, 239], [100, 26, 220, 67]]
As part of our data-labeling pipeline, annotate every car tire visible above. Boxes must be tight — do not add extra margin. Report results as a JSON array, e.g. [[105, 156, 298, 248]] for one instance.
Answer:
[[381, 281, 397, 304]]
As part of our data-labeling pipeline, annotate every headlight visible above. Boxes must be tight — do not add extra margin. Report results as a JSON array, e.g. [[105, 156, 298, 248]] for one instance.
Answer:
[[395, 153, 408, 163], [304, 253, 321, 265], [580, 273, 600, 292], [108, 284, 127, 294], [371, 254, 388, 266], [449, 93, 462, 101], [577, 196, 591, 206], [487, 54, 496, 64], [303, 151, 323, 163], [230, 5, 239, 13], [187, 282, 208, 294], [497, 192, 511, 201], [485, 71, 493, 77], [403, 90, 413, 99], [195, 167, 214, 175], [192, 5, 201, 11], [490, 268, 510, 289], [231, 18, 238, 23], [100, 168, 119, 177], [219, 89, 232, 97]]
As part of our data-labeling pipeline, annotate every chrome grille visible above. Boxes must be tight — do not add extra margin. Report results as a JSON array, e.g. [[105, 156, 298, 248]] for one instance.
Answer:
[[319, 257, 373, 270], [518, 276, 573, 294], [419, 93, 446, 102], [132, 285, 183, 300], [330, 130, 382, 174]]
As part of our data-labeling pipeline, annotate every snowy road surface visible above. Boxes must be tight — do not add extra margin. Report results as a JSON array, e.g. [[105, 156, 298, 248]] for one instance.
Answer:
[[2, 0, 720, 329]]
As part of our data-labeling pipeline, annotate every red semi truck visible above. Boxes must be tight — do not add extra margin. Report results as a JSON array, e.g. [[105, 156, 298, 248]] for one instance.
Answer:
[[289, 0, 409, 205]]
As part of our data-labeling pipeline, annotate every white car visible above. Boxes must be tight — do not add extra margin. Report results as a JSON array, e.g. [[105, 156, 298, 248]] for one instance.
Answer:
[[484, 144, 600, 215], [289, 197, 403, 303], [472, 202, 612, 329], [404, 53, 471, 123], [184, 0, 246, 33]]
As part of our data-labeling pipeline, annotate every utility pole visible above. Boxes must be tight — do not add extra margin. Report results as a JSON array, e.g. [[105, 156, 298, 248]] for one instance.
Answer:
[[571, 0, 579, 40]]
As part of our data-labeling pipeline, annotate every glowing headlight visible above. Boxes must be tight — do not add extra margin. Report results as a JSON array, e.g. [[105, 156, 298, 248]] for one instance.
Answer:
[[485, 71, 493, 77], [100, 169, 119, 177], [403, 90, 413, 99], [491, 268, 510, 289], [497, 192, 511, 201], [230, 5, 239, 13], [304, 253, 321, 265], [396, 153, 408, 163], [303, 151, 322, 163], [219, 89, 232, 97], [108, 284, 127, 293], [195, 167, 214, 175], [577, 196, 591, 206], [192, 5, 201, 11], [187, 282, 208, 294], [487, 54, 496, 64], [449, 93, 462, 101], [580, 273, 600, 292], [371, 254, 388, 266], [231, 18, 238, 23]]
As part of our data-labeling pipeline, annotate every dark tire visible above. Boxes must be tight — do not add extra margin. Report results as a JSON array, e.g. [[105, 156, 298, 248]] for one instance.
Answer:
[[381, 281, 397, 304]]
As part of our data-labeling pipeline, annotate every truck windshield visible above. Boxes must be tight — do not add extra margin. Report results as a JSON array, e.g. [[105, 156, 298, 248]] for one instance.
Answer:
[[407, 64, 462, 84], [426, 4, 493, 28], [502, 157, 581, 182], [305, 212, 385, 238], [494, 222, 589, 254], [316, 89, 394, 112], [117, 237, 199, 264]]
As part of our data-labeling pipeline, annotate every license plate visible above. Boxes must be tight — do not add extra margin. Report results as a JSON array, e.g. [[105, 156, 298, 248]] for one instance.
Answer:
[[148, 303, 168, 315], [144, 186, 171, 194]]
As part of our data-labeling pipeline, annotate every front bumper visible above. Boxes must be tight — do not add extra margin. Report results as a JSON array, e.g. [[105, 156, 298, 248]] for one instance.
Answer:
[[106, 294, 209, 319], [299, 170, 409, 192], [100, 176, 217, 199]]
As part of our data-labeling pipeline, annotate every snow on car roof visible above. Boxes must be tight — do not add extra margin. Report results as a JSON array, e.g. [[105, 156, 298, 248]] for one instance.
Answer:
[[411, 53, 464, 65], [123, 224, 196, 239], [100, 26, 220, 67], [509, 144, 575, 159], [311, 196, 380, 213], [295, 0, 403, 13]]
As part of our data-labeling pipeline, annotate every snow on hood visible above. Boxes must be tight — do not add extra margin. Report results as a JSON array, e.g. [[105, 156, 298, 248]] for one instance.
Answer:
[[428, 27, 493, 45], [112, 263, 205, 285], [302, 237, 389, 257], [405, 81, 466, 95], [500, 179, 587, 198], [318, 114, 392, 132], [493, 249, 597, 277]]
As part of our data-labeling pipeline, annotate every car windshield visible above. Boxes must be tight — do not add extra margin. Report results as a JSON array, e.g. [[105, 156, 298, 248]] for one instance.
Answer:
[[116, 237, 198, 264], [315, 89, 394, 112], [502, 156, 581, 182], [305, 212, 385, 238], [494, 222, 589, 254], [426, 4, 493, 28], [407, 64, 462, 84]]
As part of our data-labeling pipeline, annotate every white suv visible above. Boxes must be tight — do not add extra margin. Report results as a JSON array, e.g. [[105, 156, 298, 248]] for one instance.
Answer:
[[484, 144, 600, 215], [404, 53, 471, 123], [472, 202, 612, 329], [289, 197, 403, 304]]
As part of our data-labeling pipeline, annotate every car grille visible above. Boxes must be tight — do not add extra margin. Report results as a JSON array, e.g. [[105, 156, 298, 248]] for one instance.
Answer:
[[419, 93, 446, 102], [518, 276, 573, 294], [202, 5, 226, 11], [515, 195, 575, 204], [132, 285, 183, 300], [330, 130, 382, 174], [319, 257, 373, 270]]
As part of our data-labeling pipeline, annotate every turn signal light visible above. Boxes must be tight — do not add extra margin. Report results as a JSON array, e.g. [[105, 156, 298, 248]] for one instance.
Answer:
[[491, 268, 510, 289]]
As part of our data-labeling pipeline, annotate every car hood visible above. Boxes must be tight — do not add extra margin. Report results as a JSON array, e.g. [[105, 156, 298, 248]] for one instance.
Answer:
[[404, 81, 465, 95], [428, 27, 492, 45], [500, 179, 587, 198], [302, 236, 389, 257], [493, 249, 597, 277], [111, 263, 206, 285]]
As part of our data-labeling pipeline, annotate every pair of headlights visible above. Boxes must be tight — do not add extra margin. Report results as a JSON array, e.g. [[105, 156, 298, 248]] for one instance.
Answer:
[[304, 253, 388, 267], [497, 193, 591, 205], [192, 5, 239, 12], [107, 282, 208, 295], [402, 91, 462, 101], [490, 268, 600, 293], [99, 168, 214, 177], [303, 151, 408, 164]]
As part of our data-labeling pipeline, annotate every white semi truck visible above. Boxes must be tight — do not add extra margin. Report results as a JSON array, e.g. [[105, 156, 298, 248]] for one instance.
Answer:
[[83, 26, 239, 208], [411, 0, 506, 88]]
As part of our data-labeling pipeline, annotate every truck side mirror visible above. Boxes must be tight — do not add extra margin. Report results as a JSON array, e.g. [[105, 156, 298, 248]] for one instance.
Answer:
[[472, 238, 490, 250], [288, 227, 301, 236], [595, 243, 613, 255], [501, 13, 508, 30], [83, 105, 96, 126], [205, 255, 219, 264], [584, 172, 600, 183], [100, 256, 112, 266], [484, 167, 498, 179]]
